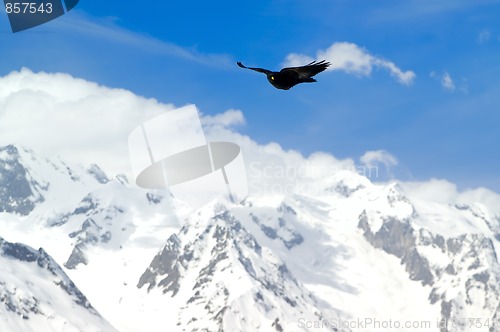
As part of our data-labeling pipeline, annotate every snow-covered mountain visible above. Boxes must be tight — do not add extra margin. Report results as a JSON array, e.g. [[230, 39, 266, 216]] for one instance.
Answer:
[[1, 144, 500, 332], [358, 185, 500, 331], [136, 202, 341, 332], [0, 236, 118, 332]]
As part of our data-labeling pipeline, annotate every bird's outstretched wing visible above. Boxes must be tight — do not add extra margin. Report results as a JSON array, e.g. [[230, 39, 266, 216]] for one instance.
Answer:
[[237, 62, 272, 75], [281, 60, 331, 78]]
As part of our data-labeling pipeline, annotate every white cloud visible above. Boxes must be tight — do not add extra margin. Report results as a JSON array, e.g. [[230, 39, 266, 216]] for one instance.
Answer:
[[401, 178, 500, 217], [0, 68, 173, 176], [201, 109, 245, 128], [400, 178, 458, 204], [203, 116, 359, 196], [360, 150, 398, 169], [359, 149, 399, 180], [2, 68, 498, 213], [430, 70, 458, 92], [441, 72, 456, 91], [477, 29, 491, 44], [283, 54, 316, 68], [284, 42, 416, 85], [0, 68, 356, 197]]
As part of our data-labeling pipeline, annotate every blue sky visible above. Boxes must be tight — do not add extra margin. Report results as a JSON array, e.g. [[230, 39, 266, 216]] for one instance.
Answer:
[[1, 0, 500, 191]]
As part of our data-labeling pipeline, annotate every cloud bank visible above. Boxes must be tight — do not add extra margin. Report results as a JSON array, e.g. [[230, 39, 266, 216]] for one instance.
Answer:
[[1, 68, 497, 212], [0, 69, 356, 195], [0, 68, 172, 175], [284, 42, 416, 85]]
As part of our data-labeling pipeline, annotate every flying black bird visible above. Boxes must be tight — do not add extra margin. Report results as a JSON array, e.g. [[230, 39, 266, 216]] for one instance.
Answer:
[[237, 60, 331, 90]]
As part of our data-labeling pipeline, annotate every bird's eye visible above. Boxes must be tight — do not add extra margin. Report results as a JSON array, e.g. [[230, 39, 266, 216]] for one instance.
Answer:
[[271, 76, 275, 80]]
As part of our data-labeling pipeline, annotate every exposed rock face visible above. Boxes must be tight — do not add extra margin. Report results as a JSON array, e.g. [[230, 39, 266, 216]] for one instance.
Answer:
[[0, 236, 117, 331], [2, 143, 500, 332], [0, 145, 45, 215], [358, 186, 500, 332], [138, 206, 339, 332]]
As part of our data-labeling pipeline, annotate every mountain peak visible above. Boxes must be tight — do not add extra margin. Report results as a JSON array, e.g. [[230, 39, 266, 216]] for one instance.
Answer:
[[0, 144, 112, 216], [0, 145, 45, 215], [137, 210, 339, 331], [0, 236, 118, 331]]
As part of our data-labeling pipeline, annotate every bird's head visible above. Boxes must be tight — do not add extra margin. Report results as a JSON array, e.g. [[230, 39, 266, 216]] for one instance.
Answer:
[[266, 74, 276, 84]]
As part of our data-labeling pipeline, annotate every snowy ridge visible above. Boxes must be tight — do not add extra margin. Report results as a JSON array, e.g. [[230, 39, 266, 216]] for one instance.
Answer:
[[2, 144, 500, 331], [138, 202, 342, 331], [0, 144, 109, 216], [0, 236, 117, 332], [0, 145, 47, 215], [359, 184, 500, 331], [0, 144, 184, 331]]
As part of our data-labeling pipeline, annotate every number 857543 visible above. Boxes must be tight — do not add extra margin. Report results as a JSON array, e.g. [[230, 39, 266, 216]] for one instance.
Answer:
[[5, 2, 53, 14]]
